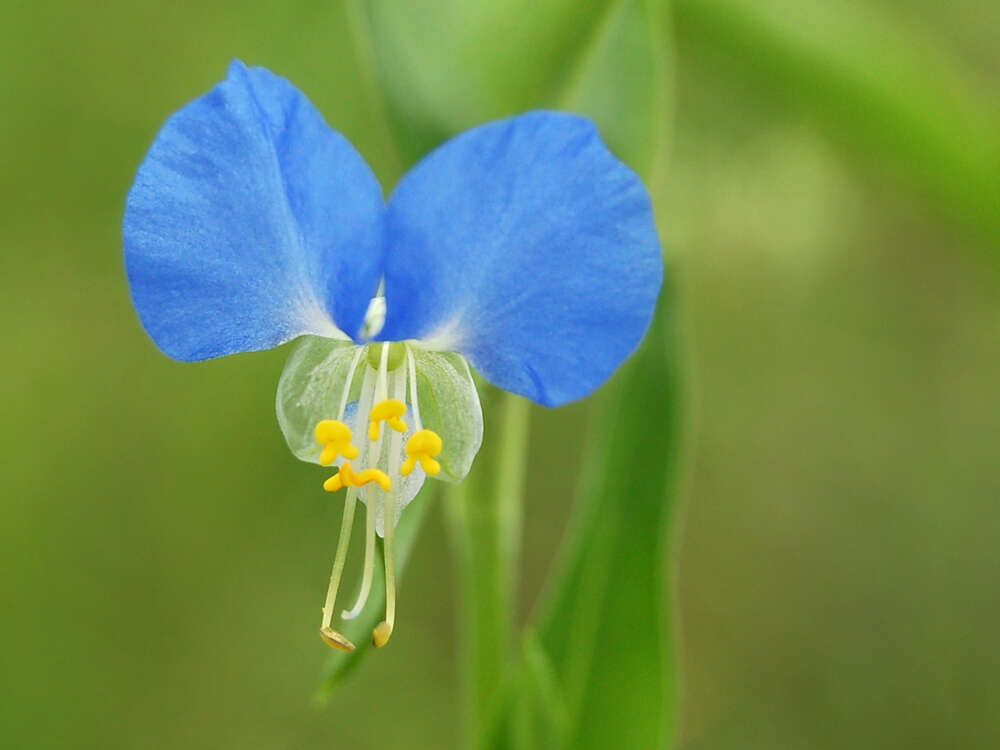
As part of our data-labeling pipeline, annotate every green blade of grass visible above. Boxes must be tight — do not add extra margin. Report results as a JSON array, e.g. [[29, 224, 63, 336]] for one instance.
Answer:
[[521, 288, 685, 750], [674, 0, 1000, 251]]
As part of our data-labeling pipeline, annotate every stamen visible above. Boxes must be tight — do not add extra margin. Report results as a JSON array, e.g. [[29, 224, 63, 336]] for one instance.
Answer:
[[320, 626, 355, 651], [315, 419, 360, 466], [353, 466, 392, 491], [368, 399, 408, 441], [318, 486, 358, 651], [374, 493, 396, 647], [332, 361, 377, 624], [314, 345, 366, 466], [323, 471, 346, 493], [372, 621, 392, 648], [405, 345, 422, 431], [338, 346, 366, 421], [401, 345, 443, 477], [322, 462, 392, 493], [314, 351, 368, 651], [343, 354, 387, 622], [400, 429, 443, 476], [373, 365, 406, 648], [313, 343, 422, 647], [342, 483, 377, 620]]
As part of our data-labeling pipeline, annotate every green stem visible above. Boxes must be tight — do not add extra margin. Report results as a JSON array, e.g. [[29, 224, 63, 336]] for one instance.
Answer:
[[447, 392, 531, 750], [495, 394, 531, 610]]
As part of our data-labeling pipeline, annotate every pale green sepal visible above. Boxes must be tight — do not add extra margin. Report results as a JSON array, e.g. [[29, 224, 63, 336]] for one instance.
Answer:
[[275, 335, 361, 464], [275, 336, 484, 495], [410, 346, 483, 484]]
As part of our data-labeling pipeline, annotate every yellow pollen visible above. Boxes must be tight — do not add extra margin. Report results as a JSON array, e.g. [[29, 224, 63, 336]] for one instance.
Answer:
[[314, 419, 360, 466], [323, 462, 391, 493], [368, 399, 408, 441], [400, 429, 443, 476]]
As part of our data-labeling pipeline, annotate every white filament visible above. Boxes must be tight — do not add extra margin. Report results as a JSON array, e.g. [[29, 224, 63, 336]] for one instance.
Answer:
[[341, 360, 380, 620], [337, 346, 366, 421], [405, 345, 423, 432]]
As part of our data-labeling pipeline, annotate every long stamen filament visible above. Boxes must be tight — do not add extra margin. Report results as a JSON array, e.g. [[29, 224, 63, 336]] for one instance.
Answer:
[[318, 487, 358, 651], [344, 347, 390, 621], [373, 499, 395, 648], [406, 344, 422, 432], [338, 362, 378, 620], [376, 341, 390, 402], [321, 487, 358, 629], [338, 346, 366, 421], [319, 343, 422, 647], [342, 483, 377, 620], [374, 365, 406, 648], [382, 489, 397, 633]]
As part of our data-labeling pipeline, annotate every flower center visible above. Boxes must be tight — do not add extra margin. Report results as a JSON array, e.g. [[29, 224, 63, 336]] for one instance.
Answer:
[[314, 341, 442, 652], [366, 340, 406, 370]]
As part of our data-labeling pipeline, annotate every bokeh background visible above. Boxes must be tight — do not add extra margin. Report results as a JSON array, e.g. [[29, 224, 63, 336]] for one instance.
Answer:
[[2, 1, 998, 748]]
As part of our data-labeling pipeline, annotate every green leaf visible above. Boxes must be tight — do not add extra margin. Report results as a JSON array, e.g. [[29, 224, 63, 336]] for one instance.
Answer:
[[518, 628, 572, 748], [314, 483, 434, 698], [513, 287, 683, 749], [557, 0, 673, 180], [276, 336, 358, 464], [355, 2, 679, 743], [673, 0, 1000, 250], [360, 0, 674, 175], [444, 392, 532, 748]]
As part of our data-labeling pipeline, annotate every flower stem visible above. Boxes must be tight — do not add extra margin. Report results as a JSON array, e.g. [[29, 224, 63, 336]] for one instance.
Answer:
[[446, 391, 531, 750]]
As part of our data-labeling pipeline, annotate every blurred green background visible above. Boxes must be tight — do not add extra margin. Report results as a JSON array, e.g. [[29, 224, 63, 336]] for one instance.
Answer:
[[2, 1, 998, 748]]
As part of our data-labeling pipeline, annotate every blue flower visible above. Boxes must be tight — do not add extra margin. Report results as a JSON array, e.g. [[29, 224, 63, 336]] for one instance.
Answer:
[[124, 61, 662, 651]]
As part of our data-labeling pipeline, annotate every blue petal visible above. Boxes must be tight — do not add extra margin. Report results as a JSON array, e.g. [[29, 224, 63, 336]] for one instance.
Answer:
[[379, 112, 662, 406], [124, 61, 384, 360]]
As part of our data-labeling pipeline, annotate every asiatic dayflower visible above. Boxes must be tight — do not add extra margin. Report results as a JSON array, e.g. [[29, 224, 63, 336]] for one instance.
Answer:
[[124, 61, 662, 652]]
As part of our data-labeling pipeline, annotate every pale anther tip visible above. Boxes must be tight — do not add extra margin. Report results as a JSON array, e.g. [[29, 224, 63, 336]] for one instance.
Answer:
[[372, 621, 393, 648], [320, 626, 355, 652]]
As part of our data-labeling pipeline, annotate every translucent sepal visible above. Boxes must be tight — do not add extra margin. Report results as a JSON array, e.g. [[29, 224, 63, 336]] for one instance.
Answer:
[[275, 336, 484, 533], [276, 336, 361, 463], [409, 347, 483, 484]]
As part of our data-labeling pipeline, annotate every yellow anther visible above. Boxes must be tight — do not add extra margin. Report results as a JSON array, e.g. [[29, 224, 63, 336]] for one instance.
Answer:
[[372, 621, 393, 648], [353, 467, 392, 492], [322, 462, 391, 493], [314, 419, 359, 466], [320, 626, 355, 652], [315, 419, 349, 444], [323, 472, 346, 493], [368, 399, 408, 441], [400, 429, 443, 477]]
